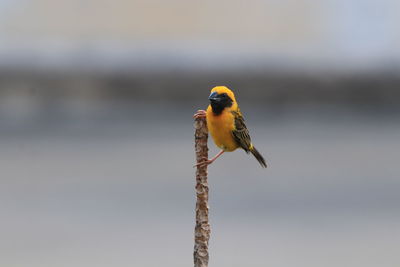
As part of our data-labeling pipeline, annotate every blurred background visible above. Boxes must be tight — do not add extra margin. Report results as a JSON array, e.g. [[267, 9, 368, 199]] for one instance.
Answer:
[[1, 0, 399, 266]]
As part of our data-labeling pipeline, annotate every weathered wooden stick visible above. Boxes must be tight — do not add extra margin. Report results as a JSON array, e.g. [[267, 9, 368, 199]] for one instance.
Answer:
[[193, 116, 210, 267]]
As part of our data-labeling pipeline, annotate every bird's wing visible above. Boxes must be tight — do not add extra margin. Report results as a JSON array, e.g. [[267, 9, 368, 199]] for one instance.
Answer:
[[231, 109, 252, 152]]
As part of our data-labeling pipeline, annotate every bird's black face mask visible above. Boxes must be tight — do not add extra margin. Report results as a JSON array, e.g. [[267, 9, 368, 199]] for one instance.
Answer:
[[209, 92, 233, 115]]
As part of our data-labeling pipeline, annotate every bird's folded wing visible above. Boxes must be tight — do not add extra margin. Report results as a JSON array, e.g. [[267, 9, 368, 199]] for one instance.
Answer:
[[231, 109, 252, 152]]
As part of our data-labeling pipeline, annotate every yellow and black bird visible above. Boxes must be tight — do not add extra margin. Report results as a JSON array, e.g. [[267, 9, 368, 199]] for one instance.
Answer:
[[194, 86, 267, 168]]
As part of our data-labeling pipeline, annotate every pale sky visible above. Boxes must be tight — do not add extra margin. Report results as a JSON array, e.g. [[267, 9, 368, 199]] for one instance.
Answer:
[[0, 0, 399, 68]]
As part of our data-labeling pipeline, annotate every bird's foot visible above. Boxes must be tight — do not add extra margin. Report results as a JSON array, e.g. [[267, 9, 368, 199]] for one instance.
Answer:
[[193, 157, 214, 168], [193, 150, 225, 168], [193, 110, 206, 119]]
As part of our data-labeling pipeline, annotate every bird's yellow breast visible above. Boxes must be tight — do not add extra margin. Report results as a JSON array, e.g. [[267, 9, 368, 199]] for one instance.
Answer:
[[206, 105, 239, 152]]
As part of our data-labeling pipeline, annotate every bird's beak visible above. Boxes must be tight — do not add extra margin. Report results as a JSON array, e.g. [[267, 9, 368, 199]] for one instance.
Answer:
[[208, 92, 220, 102]]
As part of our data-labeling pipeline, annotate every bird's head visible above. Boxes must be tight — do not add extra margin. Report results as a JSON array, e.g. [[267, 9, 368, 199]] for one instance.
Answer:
[[208, 86, 237, 115]]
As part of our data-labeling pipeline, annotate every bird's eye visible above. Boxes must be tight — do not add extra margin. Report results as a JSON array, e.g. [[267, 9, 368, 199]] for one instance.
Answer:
[[221, 93, 227, 98]]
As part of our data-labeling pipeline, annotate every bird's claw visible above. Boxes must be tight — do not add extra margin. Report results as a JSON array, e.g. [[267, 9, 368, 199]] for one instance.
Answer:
[[193, 157, 213, 168], [193, 110, 206, 119]]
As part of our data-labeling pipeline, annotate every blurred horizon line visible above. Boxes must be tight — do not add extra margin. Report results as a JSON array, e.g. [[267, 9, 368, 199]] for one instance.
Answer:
[[1, 41, 400, 74]]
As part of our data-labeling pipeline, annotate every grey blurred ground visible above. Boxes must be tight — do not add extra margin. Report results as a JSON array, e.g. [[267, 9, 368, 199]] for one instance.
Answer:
[[1, 101, 399, 267]]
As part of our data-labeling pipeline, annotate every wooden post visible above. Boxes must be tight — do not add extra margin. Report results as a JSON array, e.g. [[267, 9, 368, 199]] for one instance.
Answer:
[[193, 116, 210, 267]]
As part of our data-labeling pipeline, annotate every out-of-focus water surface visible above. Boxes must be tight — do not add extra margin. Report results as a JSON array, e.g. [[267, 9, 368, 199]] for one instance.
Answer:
[[1, 104, 399, 267]]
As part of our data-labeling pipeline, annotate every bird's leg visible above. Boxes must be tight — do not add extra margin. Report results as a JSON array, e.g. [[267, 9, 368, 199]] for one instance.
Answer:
[[193, 109, 206, 119], [194, 150, 225, 167]]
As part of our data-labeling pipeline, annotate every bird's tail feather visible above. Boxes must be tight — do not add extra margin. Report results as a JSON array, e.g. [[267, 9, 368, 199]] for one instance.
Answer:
[[250, 146, 267, 168]]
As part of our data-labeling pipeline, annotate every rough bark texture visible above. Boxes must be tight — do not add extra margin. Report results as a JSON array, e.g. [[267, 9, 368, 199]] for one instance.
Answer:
[[194, 116, 210, 267]]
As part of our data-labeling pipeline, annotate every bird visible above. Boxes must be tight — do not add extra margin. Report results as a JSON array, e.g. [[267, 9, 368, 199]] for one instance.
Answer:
[[194, 86, 267, 168]]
